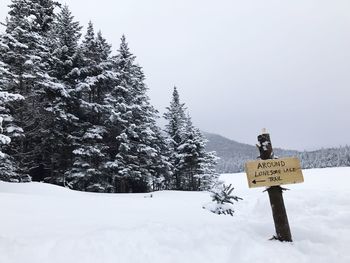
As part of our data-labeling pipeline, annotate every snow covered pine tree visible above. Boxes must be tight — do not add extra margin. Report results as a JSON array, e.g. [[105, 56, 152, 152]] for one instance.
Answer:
[[0, 37, 27, 182], [65, 21, 113, 192], [104, 36, 171, 193], [44, 4, 83, 185], [0, 0, 65, 182], [164, 87, 219, 191]]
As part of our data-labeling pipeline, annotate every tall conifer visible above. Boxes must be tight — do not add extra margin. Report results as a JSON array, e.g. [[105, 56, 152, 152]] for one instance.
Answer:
[[164, 87, 218, 190]]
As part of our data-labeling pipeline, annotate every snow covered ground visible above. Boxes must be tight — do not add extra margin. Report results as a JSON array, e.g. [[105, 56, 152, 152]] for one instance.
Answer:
[[1, 167, 350, 263]]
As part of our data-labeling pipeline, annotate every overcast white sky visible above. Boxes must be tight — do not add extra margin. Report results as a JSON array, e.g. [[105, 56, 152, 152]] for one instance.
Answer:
[[1, 0, 349, 150]]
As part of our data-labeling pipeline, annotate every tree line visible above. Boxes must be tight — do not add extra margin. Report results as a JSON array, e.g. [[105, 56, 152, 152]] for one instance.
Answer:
[[213, 145, 350, 174], [0, 0, 218, 193]]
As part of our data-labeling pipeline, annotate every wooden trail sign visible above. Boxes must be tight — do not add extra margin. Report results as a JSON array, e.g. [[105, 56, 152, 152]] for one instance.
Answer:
[[245, 157, 304, 188], [244, 130, 300, 242]]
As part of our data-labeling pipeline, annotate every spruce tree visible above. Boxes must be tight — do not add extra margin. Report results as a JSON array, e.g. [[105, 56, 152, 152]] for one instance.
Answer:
[[0, 0, 62, 179], [0, 54, 27, 182], [177, 116, 202, 190], [43, 4, 83, 184], [105, 36, 171, 193], [148, 127, 172, 191], [163, 87, 188, 189], [164, 87, 219, 190], [66, 23, 113, 192], [51, 4, 82, 81]]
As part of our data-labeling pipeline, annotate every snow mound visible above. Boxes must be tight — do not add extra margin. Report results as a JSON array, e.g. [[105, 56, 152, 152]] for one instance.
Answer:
[[0, 181, 75, 196]]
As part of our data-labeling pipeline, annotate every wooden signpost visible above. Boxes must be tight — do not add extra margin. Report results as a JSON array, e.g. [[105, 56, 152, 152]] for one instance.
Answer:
[[245, 157, 303, 188], [245, 130, 304, 242]]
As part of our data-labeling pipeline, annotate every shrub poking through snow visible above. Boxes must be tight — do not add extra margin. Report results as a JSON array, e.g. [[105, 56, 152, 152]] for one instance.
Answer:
[[204, 184, 242, 216]]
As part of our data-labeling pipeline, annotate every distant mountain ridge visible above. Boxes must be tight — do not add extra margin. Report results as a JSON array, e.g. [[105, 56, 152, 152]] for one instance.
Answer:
[[203, 132, 349, 173]]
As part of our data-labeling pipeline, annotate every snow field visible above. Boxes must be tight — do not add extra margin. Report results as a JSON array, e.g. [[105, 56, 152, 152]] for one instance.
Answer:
[[0, 167, 350, 263]]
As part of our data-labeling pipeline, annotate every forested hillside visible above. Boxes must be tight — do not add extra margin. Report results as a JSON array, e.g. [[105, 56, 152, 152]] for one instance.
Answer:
[[204, 132, 350, 173]]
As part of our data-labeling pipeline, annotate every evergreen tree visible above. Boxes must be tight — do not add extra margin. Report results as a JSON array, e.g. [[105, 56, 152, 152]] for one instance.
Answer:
[[105, 36, 170, 193], [177, 116, 202, 190], [164, 87, 218, 190], [0, 0, 62, 179], [0, 43, 27, 182], [204, 184, 242, 216], [197, 149, 219, 190], [51, 4, 82, 81], [148, 127, 172, 191], [66, 23, 113, 192], [163, 87, 187, 189], [42, 4, 83, 184], [28, 0, 60, 33]]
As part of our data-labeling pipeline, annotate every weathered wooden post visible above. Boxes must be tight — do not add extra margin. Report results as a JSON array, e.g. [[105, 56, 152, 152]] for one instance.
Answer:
[[245, 129, 304, 242], [257, 130, 292, 242]]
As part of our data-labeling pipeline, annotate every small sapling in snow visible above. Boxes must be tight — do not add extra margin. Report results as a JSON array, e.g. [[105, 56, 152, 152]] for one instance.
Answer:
[[203, 184, 242, 216]]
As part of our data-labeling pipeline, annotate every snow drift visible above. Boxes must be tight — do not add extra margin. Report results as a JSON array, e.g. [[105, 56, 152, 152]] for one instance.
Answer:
[[0, 167, 349, 263]]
